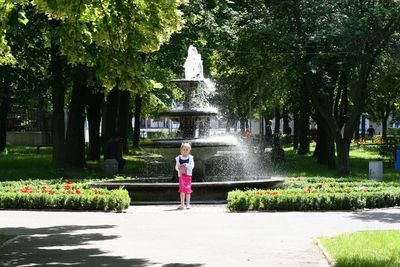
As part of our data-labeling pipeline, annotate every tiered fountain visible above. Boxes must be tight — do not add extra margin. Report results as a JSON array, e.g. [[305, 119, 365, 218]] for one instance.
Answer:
[[89, 45, 283, 203]]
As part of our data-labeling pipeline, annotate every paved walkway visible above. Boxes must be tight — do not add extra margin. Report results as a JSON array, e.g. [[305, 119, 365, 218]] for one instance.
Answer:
[[0, 205, 400, 266]]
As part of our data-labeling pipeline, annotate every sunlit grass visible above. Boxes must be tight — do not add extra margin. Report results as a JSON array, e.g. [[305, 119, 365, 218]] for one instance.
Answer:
[[0, 234, 14, 246], [268, 144, 400, 182], [319, 230, 400, 267]]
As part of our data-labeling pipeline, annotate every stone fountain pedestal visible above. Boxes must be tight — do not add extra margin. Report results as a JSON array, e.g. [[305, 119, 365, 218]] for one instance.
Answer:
[[89, 177, 284, 204]]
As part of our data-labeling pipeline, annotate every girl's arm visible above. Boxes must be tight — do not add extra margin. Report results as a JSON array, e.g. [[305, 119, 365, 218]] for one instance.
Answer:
[[175, 156, 180, 172], [185, 155, 195, 171]]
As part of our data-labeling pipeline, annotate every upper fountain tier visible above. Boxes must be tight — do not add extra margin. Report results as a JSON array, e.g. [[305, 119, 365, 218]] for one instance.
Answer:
[[159, 45, 217, 121]]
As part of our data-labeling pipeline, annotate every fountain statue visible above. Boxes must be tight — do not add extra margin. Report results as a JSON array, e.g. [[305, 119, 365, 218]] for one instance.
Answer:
[[89, 45, 284, 203]]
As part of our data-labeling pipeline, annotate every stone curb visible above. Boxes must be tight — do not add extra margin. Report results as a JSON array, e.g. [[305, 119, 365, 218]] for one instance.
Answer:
[[314, 238, 336, 267]]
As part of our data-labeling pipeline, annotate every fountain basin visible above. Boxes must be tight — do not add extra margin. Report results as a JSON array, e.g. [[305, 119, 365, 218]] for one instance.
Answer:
[[142, 136, 242, 180], [88, 177, 284, 203]]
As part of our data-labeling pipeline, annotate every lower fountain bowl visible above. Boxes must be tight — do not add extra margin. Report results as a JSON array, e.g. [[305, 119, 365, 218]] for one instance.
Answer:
[[88, 176, 285, 204]]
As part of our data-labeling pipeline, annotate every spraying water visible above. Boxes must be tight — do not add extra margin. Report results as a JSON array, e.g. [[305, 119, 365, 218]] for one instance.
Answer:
[[184, 45, 204, 79]]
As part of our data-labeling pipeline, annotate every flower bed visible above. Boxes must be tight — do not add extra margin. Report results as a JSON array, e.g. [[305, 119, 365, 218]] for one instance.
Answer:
[[0, 180, 130, 212], [227, 178, 400, 212]]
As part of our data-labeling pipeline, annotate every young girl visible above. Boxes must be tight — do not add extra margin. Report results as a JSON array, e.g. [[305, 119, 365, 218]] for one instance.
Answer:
[[175, 142, 194, 209]]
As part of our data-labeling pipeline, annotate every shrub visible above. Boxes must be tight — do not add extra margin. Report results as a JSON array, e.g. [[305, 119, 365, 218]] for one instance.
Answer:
[[227, 178, 400, 212], [0, 179, 130, 212]]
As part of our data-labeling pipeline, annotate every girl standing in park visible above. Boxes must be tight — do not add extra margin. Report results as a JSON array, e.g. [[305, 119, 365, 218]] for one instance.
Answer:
[[175, 142, 194, 209]]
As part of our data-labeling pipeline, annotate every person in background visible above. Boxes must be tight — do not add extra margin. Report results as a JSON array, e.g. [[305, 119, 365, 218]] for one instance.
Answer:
[[245, 128, 251, 143], [367, 125, 375, 140], [175, 142, 195, 209], [105, 133, 126, 172]]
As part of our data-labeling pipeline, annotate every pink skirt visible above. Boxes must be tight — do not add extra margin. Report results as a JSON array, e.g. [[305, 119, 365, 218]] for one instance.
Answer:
[[179, 174, 192, 194]]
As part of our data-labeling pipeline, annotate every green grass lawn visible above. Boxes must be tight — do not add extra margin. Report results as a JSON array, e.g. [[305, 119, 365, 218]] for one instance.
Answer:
[[318, 230, 400, 267], [268, 144, 400, 182], [1, 143, 399, 182], [0, 234, 14, 246], [0, 146, 144, 181]]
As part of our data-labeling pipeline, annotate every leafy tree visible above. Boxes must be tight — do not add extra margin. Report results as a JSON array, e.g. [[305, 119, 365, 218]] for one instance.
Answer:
[[0, 4, 50, 152], [27, 0, 185, 166], [368, 45, 400, 140]]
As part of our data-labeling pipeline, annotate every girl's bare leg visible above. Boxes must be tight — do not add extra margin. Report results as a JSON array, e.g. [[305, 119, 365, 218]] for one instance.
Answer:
[[180, 192, 185, 207], [186, 194, 191, 208]]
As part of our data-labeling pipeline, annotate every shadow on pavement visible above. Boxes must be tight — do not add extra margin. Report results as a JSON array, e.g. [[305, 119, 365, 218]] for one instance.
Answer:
[[0, 225, 204, 266], [348, 210, 400, 224]]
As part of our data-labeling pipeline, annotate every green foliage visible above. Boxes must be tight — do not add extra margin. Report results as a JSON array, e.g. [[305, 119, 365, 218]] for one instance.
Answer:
[[0, 233, 14, 245], [30, 0, 186, 92], [319, 230, 400, 267], [146, 131, 177, 139], [227, 178, 400, 212], [0, 146, 144, 180], [0, 1, 16, 65], [0, 179, 130, 212], [388, 128, 400, 136]]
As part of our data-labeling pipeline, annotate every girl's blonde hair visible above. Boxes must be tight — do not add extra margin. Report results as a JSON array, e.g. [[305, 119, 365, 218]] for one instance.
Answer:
[[180, 142, 191, 150]]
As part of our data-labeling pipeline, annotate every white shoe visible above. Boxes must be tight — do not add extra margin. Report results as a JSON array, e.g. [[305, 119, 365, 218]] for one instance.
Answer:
[[186, 205, 191, 209], [177, 205, 184, 210]]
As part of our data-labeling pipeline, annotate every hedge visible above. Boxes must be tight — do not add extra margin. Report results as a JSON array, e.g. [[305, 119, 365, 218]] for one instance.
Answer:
[[0, 179, 130, 212], [227, 178, 400, 212]]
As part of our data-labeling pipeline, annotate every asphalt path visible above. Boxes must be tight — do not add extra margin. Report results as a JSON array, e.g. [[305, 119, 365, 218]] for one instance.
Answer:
[[0, 205, 399, 266]]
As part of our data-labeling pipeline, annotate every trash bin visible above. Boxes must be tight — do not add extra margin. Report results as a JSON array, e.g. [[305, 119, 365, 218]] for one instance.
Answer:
[[369, 161, 383, 181], [396, 150, 400, 171]]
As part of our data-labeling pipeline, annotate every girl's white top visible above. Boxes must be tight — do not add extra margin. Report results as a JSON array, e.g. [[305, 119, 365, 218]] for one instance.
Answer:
[[175, 155, 195, 176]]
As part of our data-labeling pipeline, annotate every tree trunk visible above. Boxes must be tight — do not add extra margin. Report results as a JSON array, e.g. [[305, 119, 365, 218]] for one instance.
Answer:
[[259, 114, 265, 162], [240, 118, 246, 133], [283, 113, 291, 135], [314, 121, 335, 168], [298, 102, 309, 154], [50, 38, 66, 168], [132, 94, 142, 148], [381, 111, 389, 141], [65, 76, 87, 168], [293, 112, 299, 150], [117, 90, 131, 153], [0, 67, 10, 152], [102, 88, 119, 155], [336, 139, 351, 175], [354, 114, 361, 141], [0, 66, 10, 152], [86, 88, 103, 160], [361, 114, 366, 140], [274, 107, 281, 134]]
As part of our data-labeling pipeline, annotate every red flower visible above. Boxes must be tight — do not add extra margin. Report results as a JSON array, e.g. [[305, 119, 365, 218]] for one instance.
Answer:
[[47, 189, 55, 195], [20, 187, 33, 193], [64, 184, 71, 189], [255, 191, 260, 195], [75, 189, 81, 194], [42, 185, 47, 189], [65, 179, 69, 184]]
